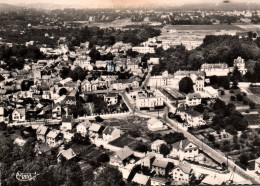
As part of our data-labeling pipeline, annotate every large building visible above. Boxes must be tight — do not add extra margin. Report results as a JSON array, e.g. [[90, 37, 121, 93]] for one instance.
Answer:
[[136, 90, 164, 110], [148, 70, 205, 92], [233, 56, 247, 75], [201, 63, 231, 77]]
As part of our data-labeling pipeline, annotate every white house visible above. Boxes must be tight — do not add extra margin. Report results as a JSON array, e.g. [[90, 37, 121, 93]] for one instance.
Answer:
[[12, 108, 26, 122], [147, 117, 164, 131], [52, 105, 62, 119], [132, 46, 155, 54], [46, 130, 63, 147], [172, 161, 193, 185], [136, 91, 164, 110], [170, 139, 199, 160], [102, 126, 121, 143], [233, 56, 247, 75], [151, 140, 167, 153], [186, 93, 201, 106], [76, 120, 91, 137], [185, 110, 206, 127], [61, 115, 74, 131], [132, 173, 151, 185], [36, 125, 49, 142], [0, 107, 4, 122], [201, 63, 230, 77], [104, 93, 118, 106]]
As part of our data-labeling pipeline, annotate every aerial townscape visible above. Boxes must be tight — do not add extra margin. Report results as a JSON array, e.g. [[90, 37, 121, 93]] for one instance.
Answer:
[[1, 0, 260, 185]]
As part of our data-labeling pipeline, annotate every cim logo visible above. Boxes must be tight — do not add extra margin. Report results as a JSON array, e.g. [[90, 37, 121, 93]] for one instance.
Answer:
[[16, 171, 39, 181]]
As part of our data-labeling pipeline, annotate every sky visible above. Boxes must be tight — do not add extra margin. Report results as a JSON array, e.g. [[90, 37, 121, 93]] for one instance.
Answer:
[[0, 0, 259, 8]]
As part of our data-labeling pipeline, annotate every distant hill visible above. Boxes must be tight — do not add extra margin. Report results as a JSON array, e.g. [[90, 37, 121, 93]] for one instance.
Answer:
[[0, 3, 23, 12]]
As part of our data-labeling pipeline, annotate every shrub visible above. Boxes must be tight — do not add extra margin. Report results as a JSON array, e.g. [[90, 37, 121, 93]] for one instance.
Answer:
[[236, 94, 243, 101]]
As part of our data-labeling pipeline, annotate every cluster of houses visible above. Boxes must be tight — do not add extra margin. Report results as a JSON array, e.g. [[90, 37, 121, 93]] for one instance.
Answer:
[[108, 137, 201, 185]]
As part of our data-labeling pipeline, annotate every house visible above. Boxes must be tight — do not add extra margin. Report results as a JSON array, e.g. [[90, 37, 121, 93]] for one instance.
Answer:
[[132, 173, 151, 185], [52, 104, 62, 119], [152, 158, 173, 176], [76, 120, 91, 137], [147, 57, 160, 65], [58, 148, 76, 162], [88, 123, 104, 137], [61, 115, 74, 131], [147, 117, 164, 131], [201, 175, 224, 185], [12, 108, 26, 122], [46, 130, 63, 147], [110, 146, 134, 167], [170, 139, 199, 160], [63, 132, 74, 143], [102, 126, 121, 143], [0, 107, 4, 122], [255, 157, 260, 173], [119, 168, 132, 181], [136, 91, 164, 110], [36, 125, 49, 142], [201, 63, 230, 77], [35, 143, 52, 155], [203, 86, 218, 98], [185, 110, 206, 127], [151, 140, 167, 153], [233, 56, 247, 75], [63, 96, 77, 105], [186, 93, 201, 106], [172, 161, 193, 184], [140, 152, 156, 169], [104, 93, 118, 106], [110, 78, 140, 90], [132, 46, 155, 54], [151, 177, 169, 185]]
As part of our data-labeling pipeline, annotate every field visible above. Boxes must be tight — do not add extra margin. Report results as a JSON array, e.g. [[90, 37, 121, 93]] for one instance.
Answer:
[[246, 87, 260, 105], [87, 18, 161, 29], [165, 24, 245, 31]]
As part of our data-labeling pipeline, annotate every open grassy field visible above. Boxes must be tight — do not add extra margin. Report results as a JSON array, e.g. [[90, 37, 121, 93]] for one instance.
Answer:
[[165, 24, 245, 31]]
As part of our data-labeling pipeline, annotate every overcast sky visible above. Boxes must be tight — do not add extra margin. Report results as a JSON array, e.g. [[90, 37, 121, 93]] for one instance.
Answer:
[[0, 0, 259, 8]]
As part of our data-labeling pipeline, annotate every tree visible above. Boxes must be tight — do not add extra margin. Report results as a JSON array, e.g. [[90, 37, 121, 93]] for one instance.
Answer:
[[96, 167, 124, 186], [179, 77, 194, 94], [95, 116, 104, 122], [162, 132, 185, 144], [97, 153, 110, 163], [134, 143, 149, 153], [71, 133, 90, 145], [213, 99, 226, 111], [159, 144, 171, 156], [82, 168, 94, 185], [236, 94, 243, 101], [0, 122, 7, 131], [239, 154, 249, 167], [59, 88, 68, 96], [249, 101, 256, 109]]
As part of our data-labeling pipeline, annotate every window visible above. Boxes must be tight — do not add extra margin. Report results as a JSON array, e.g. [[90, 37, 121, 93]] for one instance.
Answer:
[[180, 174, 183, 176]]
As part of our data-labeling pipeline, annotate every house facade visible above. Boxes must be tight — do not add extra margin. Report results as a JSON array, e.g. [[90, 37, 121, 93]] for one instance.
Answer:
[[170, 139, 199, 160], [12, 109, 26, 122], [102, 126, 121, 143]]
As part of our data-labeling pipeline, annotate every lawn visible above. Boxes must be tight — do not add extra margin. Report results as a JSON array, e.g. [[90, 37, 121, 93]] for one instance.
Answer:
[[109, 134, 136, 148], [219, 89, 246, 107]]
